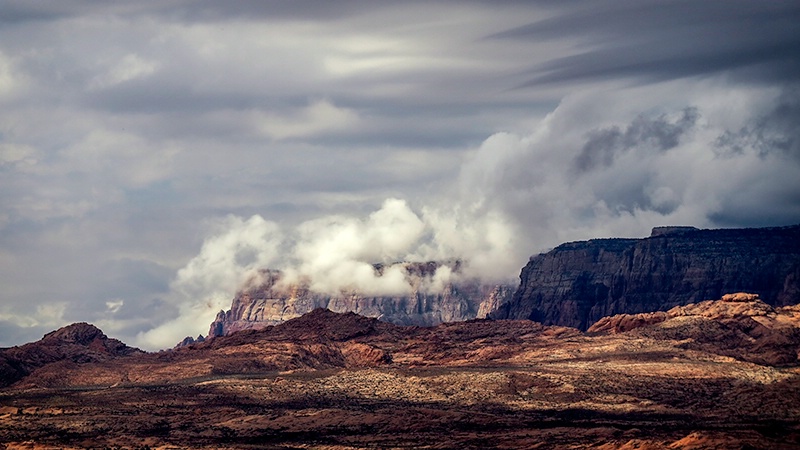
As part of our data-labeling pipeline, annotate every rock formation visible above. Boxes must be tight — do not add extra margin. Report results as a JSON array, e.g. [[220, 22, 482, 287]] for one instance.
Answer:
[[492, 224, 800, 330], [3, 296, 800, 448], [0, 322, 142, 388], [588, 292, 800, 365], [207, 261, 514, 338], [174, 334, 205, 349]]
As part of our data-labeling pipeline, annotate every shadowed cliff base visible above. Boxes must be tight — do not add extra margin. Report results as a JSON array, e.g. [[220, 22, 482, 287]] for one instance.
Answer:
[[492, 224, 800, 330]]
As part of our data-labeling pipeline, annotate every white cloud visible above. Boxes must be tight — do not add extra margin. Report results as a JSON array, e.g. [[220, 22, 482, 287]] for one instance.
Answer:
[[135, 215, 283, 349], [0, 143, 38, 169], [287, 198, 427, 295], [0, 302, 67, 329], [0, 51, 23, 98], [61, 129, 179, 187], [89, 53, 159, 90], [134, 198, 474, 349], [105, 299, 124, 314], [254, 99, 360, 140], [451, 81, 800, 246]]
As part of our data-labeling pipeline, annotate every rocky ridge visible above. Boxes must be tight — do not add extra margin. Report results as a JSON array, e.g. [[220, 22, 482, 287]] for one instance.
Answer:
[[206, 261, 514, 339], [492, 224, 800, 330], [588, 292, 800, 365], [0, 322, 142, 388], [7, 293, 800, 388], [2, 295, 800, 448]]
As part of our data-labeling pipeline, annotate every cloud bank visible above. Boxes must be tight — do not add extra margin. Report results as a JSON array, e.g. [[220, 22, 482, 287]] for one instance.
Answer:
[[0, 1, 798, 350], [135, 197, 516, 349], [139, 82, 800, 349]]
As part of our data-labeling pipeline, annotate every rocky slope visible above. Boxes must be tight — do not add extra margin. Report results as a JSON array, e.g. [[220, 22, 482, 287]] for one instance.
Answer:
[[588, 292, 800, 366], [20, 292, 791, 389], [2, 295, 800, 448], [492, 224, 800, 330], [0, 323, 142, 388], [206, 261, 514, 338]]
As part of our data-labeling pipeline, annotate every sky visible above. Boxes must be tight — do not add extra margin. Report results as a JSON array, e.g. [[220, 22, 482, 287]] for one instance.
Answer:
[[1, 0, 799, 350]]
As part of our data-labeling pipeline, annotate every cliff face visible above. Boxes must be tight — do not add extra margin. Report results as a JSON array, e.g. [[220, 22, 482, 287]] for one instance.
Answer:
[[491, 224, 800, 330], [208, 263, 514, 338]]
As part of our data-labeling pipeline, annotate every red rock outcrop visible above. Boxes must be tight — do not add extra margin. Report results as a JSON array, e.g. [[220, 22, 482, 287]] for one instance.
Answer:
[[4, 297, 800, 448], [588, 293, 800, 365], [0, 323, 142, 388], [588, 311, 670, 334]]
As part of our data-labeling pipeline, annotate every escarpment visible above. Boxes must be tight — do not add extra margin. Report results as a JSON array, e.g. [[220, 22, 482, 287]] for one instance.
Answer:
[[207, 261, 514, 338], [492, 224, 800, 330]]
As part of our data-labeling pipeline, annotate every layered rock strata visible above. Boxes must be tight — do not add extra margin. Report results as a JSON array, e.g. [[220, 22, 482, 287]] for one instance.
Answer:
[[491, 224, 800, 330], [207, 262, 514, 338]]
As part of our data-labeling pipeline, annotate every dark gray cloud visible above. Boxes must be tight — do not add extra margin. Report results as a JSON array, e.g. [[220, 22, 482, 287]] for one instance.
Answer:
[[491, 0, 800, 86], [528, 42, 800, 86], [153, 0, 388, 22], [715, 86, 800, 159], [0, 0, 374, 26], [0, 1, 84, 25], [575, 107, 698, 172]]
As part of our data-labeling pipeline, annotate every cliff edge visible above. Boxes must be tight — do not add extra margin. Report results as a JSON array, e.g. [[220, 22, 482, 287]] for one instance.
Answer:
[[206, 262, 514, 338], [491, 224, 800, 330]]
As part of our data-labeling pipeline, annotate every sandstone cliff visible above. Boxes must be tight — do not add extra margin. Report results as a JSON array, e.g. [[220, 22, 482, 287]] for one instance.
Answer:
[[207, 262, 514, 338], [491, 224, 800, 330]]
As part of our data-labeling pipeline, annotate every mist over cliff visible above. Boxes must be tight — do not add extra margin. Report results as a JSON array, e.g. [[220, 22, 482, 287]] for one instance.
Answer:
[[201, 263, 514, 341], [137, 87, 800, 350], [136, 198, 520, 349]]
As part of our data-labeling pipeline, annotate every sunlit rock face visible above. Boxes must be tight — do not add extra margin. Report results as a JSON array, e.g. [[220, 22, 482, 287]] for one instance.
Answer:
[[588, 292, 800, 366], [208, 261, 514, 338], [492, 224, 800, 330]]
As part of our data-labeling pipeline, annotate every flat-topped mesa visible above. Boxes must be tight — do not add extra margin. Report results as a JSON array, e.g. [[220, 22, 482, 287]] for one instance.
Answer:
[[650, 226, 699, 237], [491, 224, 800, 330], [207, 261, 514, 338]]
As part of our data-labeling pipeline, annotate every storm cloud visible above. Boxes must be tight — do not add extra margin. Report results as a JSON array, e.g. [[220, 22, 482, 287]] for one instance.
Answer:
[[493, 1, 800, 86], [1, 1, 798, 349], [574, 107, 698, 172]]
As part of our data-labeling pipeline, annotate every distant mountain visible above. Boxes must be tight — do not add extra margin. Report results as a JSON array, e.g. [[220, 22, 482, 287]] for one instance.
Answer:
[[0, 322, 142, 388], [205, 261, 514, 339], [491, 224, 800, 330]]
